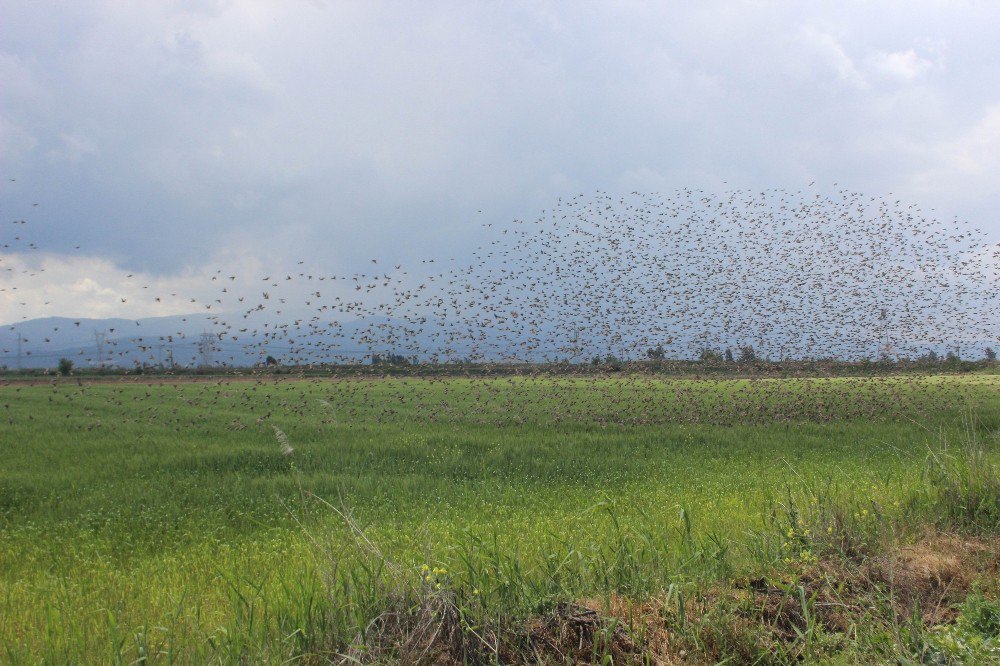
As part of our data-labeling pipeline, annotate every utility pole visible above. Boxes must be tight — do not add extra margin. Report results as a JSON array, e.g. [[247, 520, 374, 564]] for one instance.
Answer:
[[94, 331, 106, 369], [198, 331, 215, 368], [16, 334, 22, 371], [878, 307, 887, 360]]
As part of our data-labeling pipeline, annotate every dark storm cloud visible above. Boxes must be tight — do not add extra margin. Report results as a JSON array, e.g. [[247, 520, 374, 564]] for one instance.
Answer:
[[1, 1, 998, 319]]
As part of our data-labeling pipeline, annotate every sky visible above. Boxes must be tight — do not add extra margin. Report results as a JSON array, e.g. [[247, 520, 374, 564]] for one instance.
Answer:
[[1, 0, 999, 323]]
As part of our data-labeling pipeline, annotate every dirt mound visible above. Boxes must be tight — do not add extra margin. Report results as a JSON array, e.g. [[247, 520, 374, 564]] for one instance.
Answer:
[[596, 532, 1000, 664], [517, 601, 640, 664], [342, 533, 998, 664], [867, 533, 999, 624]]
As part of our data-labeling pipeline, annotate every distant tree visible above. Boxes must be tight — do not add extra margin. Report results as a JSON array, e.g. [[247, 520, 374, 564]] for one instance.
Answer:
[[57, 358, 73, 376], [724, 348, 734, 363], [372, 353, 410, 366], [699, 347, 721, 362], [591, 356, 602, 366], [738, 345, 756, 363], [986, 347, 997, 362], [646, 345, 665, 360], [265, 355, 278, 366], [945, 350, 959, 363]]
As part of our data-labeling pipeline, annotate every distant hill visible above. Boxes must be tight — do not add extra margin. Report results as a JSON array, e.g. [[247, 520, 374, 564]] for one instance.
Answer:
[[6, 312, 988, 371], [1, 314, 222, 369], [0, 312, 478, 369]]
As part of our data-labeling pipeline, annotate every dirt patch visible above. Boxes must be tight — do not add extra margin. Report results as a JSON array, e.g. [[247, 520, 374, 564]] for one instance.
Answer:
[[341, 532, 998, 664], [517, 601, 640, 664], [342, 590, 491, 665], [866, 532, 999, 624], [589, 531, 1000, 665]]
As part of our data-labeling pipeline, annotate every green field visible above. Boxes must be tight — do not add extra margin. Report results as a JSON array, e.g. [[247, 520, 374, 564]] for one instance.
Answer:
[[1, 373, 998, 663]]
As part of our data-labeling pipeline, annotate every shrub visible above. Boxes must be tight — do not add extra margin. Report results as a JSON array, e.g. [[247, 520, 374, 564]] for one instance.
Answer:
[[699, 348, 722, 363], [372, 353, 411, 366]]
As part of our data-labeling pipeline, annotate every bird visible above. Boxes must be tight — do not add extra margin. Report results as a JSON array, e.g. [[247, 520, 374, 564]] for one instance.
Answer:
[[0, 184, 996, 432]]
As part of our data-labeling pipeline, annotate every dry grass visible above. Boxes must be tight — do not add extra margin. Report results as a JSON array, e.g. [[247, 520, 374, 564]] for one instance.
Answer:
[[499, 531, 1000, 665]]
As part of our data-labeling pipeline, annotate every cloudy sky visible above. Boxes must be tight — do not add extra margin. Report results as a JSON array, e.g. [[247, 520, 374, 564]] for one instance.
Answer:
[[1, 0, 999, 322]]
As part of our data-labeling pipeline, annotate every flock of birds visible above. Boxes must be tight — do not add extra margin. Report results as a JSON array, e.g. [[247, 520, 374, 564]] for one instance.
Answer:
[[1, 185, 998, 427]]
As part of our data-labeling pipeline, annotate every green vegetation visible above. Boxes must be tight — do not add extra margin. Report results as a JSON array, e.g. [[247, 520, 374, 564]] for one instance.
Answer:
[[55, 358, 73, 377], [0, 373, 997, 663]]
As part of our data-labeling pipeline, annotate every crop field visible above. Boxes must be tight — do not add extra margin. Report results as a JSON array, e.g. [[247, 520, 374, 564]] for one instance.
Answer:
[[1, 372, 998, 663]]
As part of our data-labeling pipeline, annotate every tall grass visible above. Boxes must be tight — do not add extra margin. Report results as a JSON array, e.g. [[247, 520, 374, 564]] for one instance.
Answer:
[[917, 418, 1000, 532]]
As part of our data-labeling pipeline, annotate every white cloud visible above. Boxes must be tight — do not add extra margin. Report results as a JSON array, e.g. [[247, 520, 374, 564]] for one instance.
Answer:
[[46, 132, 99, 163], [940, 105, 1000, 174], [906, 104, 1000, 192], [0, 233, 284, 322], [871, 48, 937, 81], [0, 52, 44, 101], [0, 116, 36, 166], [796, 25, 868, 89], [0, 253, 217, 321]]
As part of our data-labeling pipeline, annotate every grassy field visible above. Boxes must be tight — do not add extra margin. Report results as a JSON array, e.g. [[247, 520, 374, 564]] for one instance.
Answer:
[[1, 373, 998, 663]]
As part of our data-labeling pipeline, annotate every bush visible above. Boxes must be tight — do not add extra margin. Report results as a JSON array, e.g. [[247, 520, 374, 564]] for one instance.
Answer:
[[57, 358, 73, 376], [699, 348, 722, 363], [371, 353, 411, 366]]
